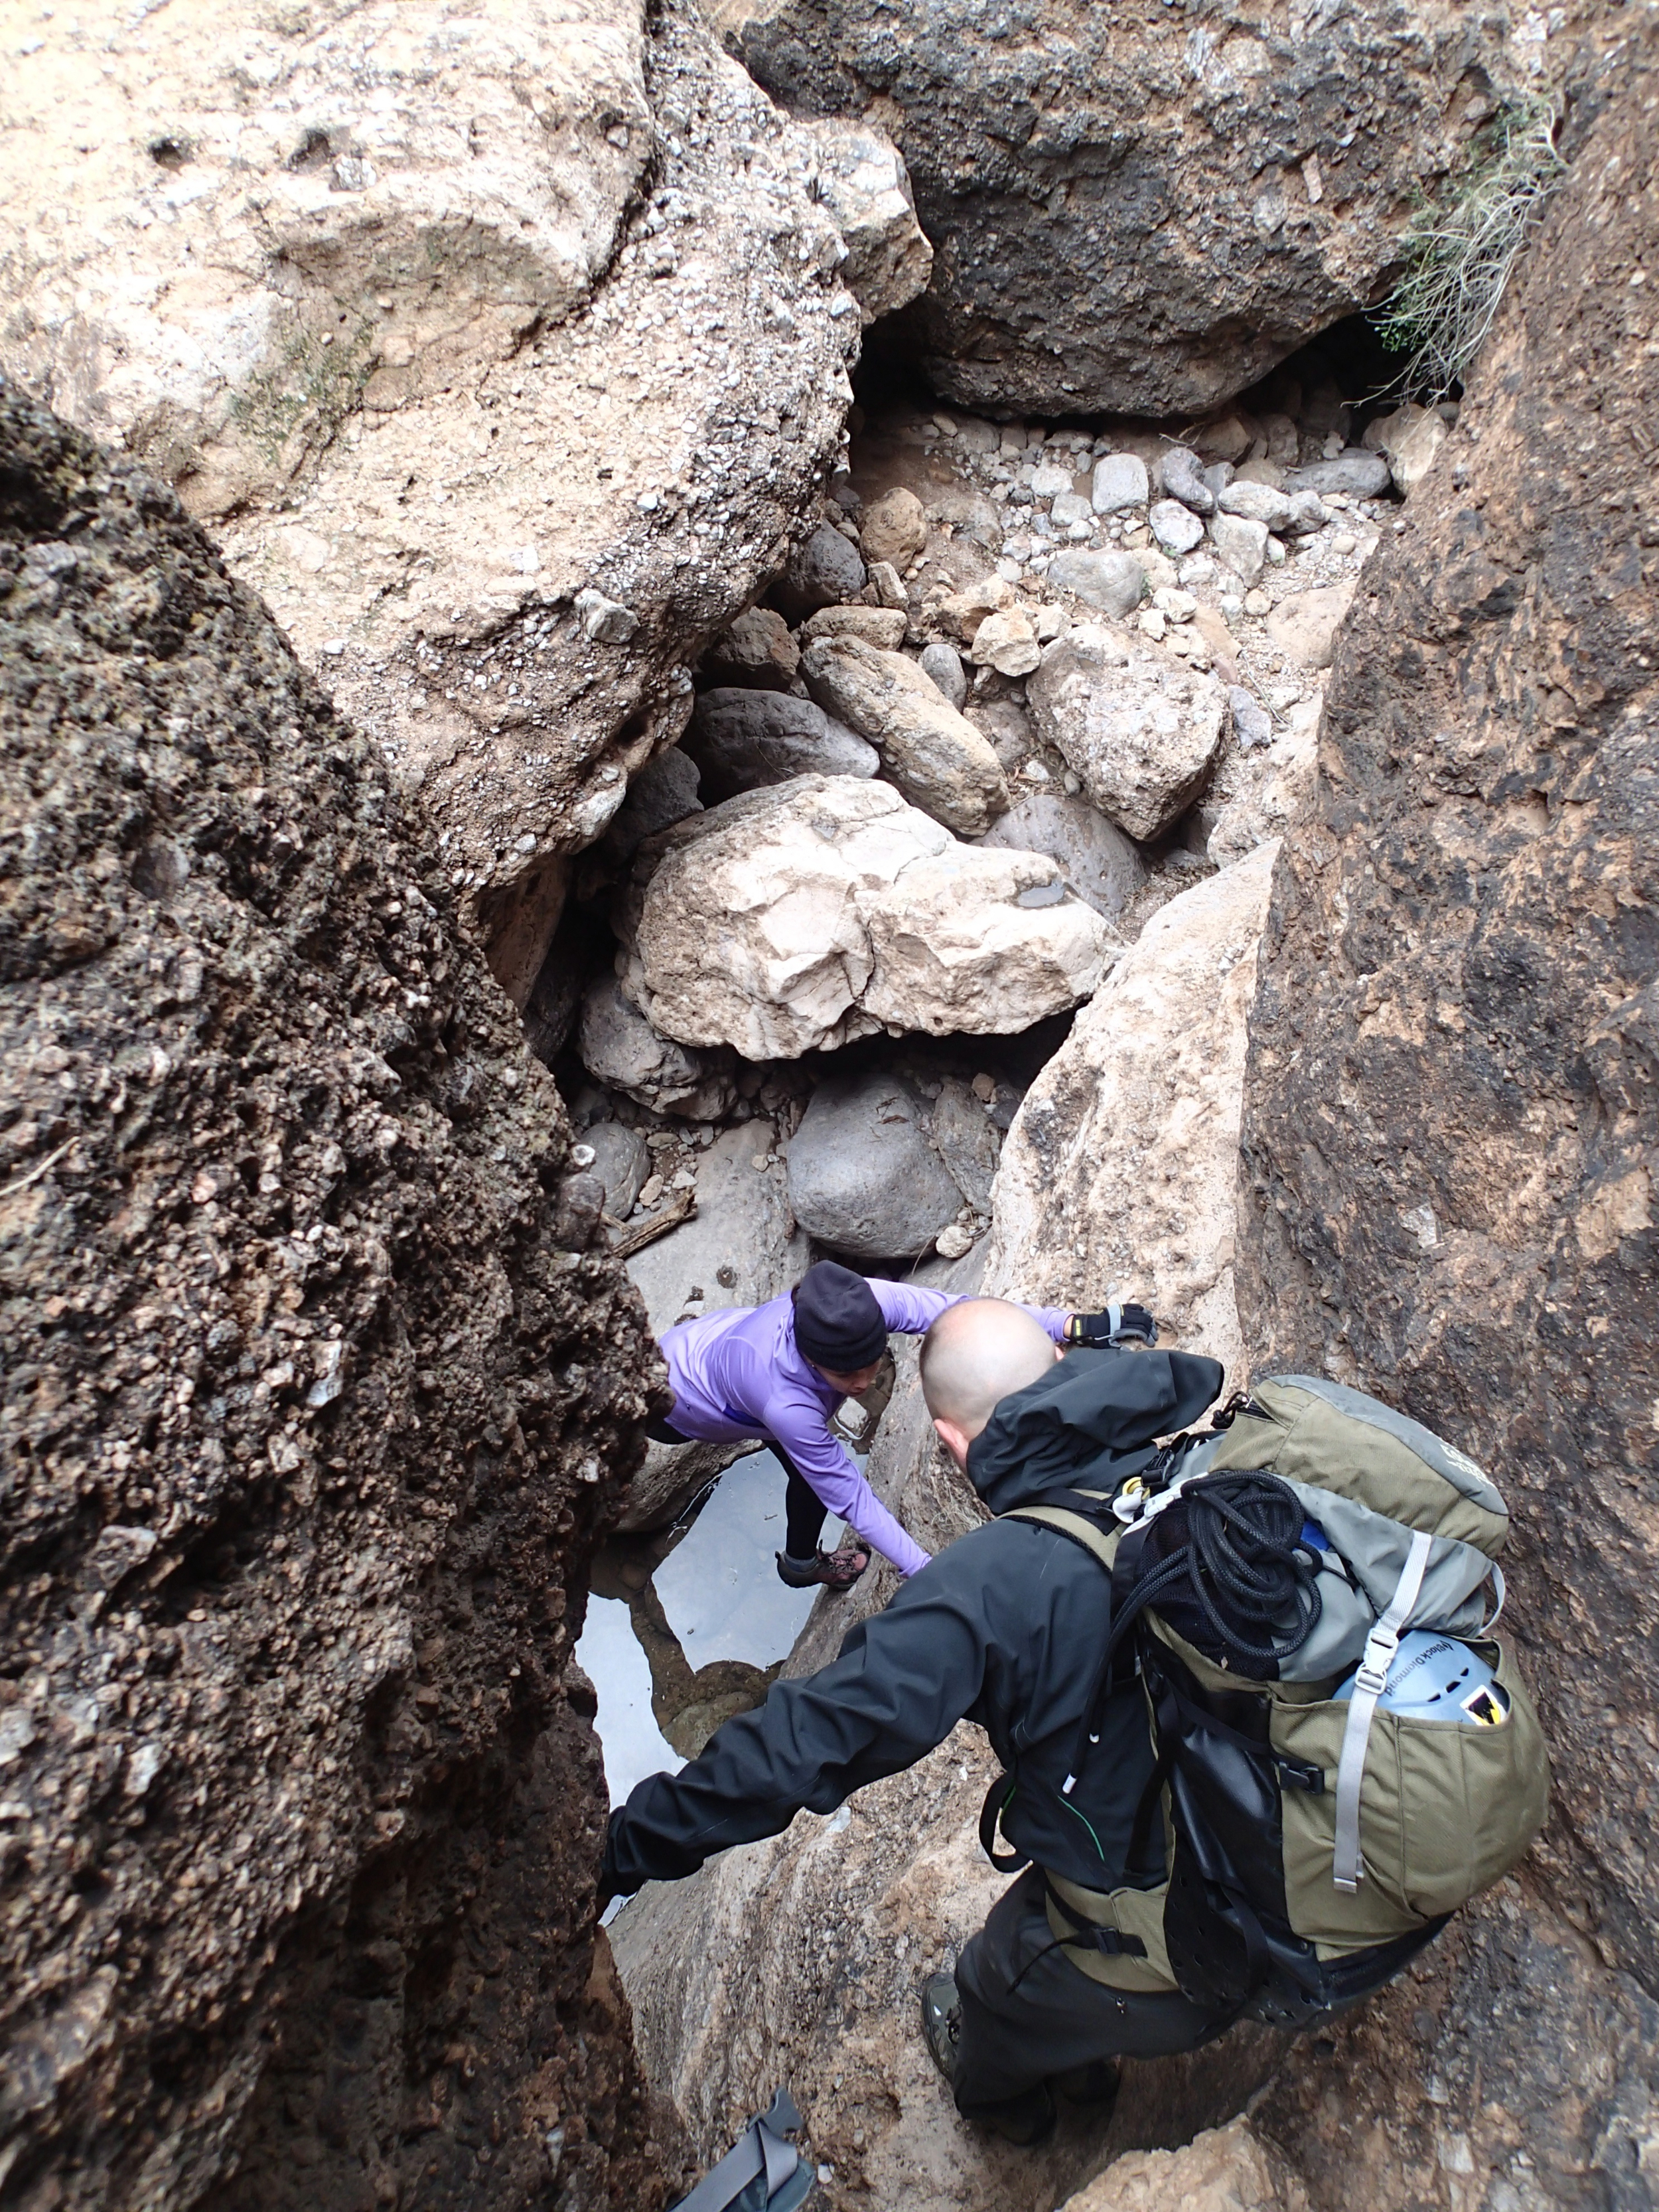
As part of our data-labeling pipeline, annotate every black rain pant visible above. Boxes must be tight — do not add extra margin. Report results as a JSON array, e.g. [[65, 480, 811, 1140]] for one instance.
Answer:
[[952, 1869, 1240, 2118], [645, 1418, 829, 1561]]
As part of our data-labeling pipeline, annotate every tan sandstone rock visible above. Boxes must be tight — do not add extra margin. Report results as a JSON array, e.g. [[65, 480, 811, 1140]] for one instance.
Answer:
[[859, 484, 930, 569], [801, 634, 1010, 834], [1262, 581, 1356, 670], [1058, 2119, 1305, 2212], [983, 842, 1279, 1388], [1028, 626, 1227, 844], [618, 775, 1109, 1059], [798, 116, 935, 324], [0, 0, 869, 999]]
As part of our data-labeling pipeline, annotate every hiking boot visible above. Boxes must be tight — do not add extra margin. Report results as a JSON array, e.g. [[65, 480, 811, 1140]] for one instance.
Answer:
[[922, 1975, 1055, 2146], [775, 1541, 870, 1591], [921, 1973, 962, 2085], [1053, 2059, 1121, 2112]]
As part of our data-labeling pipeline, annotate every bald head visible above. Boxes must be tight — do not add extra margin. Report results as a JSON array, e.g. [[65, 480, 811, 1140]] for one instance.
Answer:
[[920, 1298, 1061, 1467]]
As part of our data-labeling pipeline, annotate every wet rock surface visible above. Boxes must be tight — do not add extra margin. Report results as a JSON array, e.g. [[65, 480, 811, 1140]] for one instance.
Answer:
[[1237, 44, 1659, 2207], [0, 384, 676, 2211]]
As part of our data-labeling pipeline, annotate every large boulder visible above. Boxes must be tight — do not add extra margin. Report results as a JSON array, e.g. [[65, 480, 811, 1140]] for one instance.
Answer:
[[725, 0, 1546, 417], [617, 776, 1110, 1060], [0, 383, 670, 2211], [1058, 2121, 1301, 2212], [685, 688, 879, 802], [619, 1126, 809, 1531], [786, 1069, 968, 1261], [0, 0, 869, 1003], [800, 634, 1009, 836], [1236, 47, 1659, 2201], [985, 844, 1279, 1390], [1028, 627, 1227, 844]]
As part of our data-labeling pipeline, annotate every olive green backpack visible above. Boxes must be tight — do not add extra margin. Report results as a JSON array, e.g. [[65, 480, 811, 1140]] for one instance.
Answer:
[[1003, 1374, 1551, 2025]]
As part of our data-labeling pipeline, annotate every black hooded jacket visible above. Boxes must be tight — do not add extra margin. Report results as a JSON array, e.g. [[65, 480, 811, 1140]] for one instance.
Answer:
[[603, 1347, 1224, 1899]]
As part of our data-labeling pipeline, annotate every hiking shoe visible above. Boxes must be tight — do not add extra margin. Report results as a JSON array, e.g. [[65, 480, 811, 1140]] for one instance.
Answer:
[[775, 1541, 870, 1591], [1053, 2059, 1121, 2112], [970, 2085, 1057, 2148], [921, 1973, 962, 2085]]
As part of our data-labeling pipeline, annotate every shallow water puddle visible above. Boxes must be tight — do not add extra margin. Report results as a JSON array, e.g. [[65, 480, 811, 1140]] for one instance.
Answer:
[[579, 1448, 845, 1806]]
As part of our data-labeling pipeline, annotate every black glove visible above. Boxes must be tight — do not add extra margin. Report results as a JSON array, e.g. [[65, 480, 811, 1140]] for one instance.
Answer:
[[1066, 1303, 1159, 1349]]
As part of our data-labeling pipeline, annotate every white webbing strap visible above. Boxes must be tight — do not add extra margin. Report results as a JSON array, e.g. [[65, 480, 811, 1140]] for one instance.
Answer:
[[1332, 1528, 1435, 1894]]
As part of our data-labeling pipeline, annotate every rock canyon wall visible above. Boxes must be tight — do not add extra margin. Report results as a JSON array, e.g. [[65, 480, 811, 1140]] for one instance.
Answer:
[[0, 384, 676, 2212]]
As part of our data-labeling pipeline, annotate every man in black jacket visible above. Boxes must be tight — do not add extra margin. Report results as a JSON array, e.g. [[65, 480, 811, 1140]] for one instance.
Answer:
[[601, 1299, 1238, 2144]]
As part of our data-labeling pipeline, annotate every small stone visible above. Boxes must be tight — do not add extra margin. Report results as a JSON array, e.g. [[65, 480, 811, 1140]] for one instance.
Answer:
[[702, 606, 799, 692], [934, 1223, 975, 1259], [1153, 587, 1197, 621], [1050, 491, 1094, 526], [1284, 451, 1393, 499], [1157, 445, 1216, 514], [970, 1071, 997, 1102], [1285, 490, 1330, 536], [1090, 452, 1150, 514], [776, 522, 867, 621], [1243, 587, 1272, 617], [1228, 686, 1273, 749], [1218, 479, 1295, 532], [1021, 757, 1051, 781], [867, 559, 908, 609], [1332, 533, 1357, 555], [919, 639, 967, 707], [1266, 536, 1287, 565], [573, 586, 638, 643], [860, 486, 928, 569], [1062, 769, 1081, 794], [1219, 594, 1245, 621], [802, 605, 908, 650], [1045, 548, 1146, 619], [970, 606, 1041, 677], [1149, 498, 1205, 554], [1138, 607, 1167, 640], [1030, 461, 1073, 498], [1033, 604, 1067, 642], [637, 1173, 665, 1209], [1209, 512, 1271, 587]]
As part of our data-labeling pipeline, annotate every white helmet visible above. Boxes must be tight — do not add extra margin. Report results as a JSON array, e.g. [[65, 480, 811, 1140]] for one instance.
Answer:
[[1334, 1629, 1511, 1727]]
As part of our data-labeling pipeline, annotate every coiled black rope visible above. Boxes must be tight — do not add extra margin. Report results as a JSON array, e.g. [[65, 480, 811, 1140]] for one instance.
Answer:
[[1064, 1471, 1323, 1794]]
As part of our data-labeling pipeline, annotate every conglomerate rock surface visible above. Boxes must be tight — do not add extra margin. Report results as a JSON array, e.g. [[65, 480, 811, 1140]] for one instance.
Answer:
[[0, 384, 678, 2212], [1236, 33, 1659, 2207], [723, 0, 1552, 416], [0, 0, 920, 1002]]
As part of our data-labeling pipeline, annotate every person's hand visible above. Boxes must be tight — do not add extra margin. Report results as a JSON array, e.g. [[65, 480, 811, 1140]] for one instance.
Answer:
[[1066, 1303, 1159, 1349]]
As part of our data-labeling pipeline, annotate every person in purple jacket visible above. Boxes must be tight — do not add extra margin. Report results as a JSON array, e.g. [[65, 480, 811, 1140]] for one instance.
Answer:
[[648, 1260, 1155, 1591]]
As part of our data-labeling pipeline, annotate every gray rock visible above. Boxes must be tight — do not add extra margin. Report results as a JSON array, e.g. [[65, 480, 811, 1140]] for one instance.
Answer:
[[732, 2, 1524, 422], [930, 1075, 1001, 1211], [1285, 489, 1331, 536], [919, 639, 967, 707], [701, 605, 800, 692], [1228, 686, 1273, 751], [800, 116, 933, 325], [1027, 624, 1226, 844], [775, 521, 868, 621], [979, 788, 1147, 919], [801, 605, 908, 650], [1158, 446, 1215, 515], [603, 746, 701, 861], [1208, 512, 1271, 587], [577, 975, 735, 1120], [582, 1121, 649, 1218], [859, 486, 928, 569], [1202, 462, 1236, 500], [1149, 498, 1206, 554], [1091, 452, 1151, 514], [799, 634, 1009, 836], [1283, 451, 1392, 499], [786, 1069, 964, 1261], [1218, 479, 1295, 532], [685, 688, 879, 802], [1045, 548, 1146, 620]]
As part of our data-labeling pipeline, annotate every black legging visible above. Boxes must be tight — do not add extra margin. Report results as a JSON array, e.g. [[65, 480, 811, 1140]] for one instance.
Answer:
[[646, 1417, 833, 1562]]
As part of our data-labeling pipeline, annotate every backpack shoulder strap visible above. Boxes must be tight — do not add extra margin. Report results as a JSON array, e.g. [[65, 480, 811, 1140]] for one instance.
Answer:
[[1002, 1492, 1125, 1577]]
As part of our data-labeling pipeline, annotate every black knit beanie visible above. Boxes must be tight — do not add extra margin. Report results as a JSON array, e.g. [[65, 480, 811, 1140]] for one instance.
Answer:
[[791, 1261, 887, 1372]]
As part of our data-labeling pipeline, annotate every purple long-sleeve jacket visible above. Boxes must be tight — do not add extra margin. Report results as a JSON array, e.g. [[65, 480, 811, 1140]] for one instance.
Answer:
[[661, 1282, 1071, 1579]]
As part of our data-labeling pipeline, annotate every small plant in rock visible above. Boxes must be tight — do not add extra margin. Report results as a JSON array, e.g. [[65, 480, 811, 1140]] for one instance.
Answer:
[[1373, 94, 1566, 401]]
